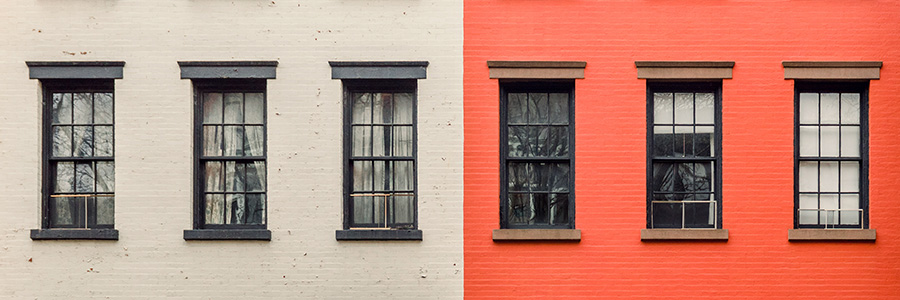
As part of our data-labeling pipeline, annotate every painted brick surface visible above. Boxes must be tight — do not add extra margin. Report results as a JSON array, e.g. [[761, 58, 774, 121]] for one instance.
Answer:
[[0, 1, 462, 299], [464, 1, 900, 299]]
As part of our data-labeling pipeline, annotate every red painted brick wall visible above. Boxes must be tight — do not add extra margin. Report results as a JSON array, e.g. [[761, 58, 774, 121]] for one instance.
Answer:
[[464, 1, 900, 298]]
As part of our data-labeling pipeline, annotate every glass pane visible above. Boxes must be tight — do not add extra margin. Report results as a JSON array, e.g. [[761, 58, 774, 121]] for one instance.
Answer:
[[693, 162, 713, 192], [651, 201, 681, 228], [840, 162, 859, 192], [507, 126, 528, 157], [674, 93, 693, 124], [550, 194, 568, 225], [52, 126, 72, 157], [75, 162, 95, 192], [94, 126, 113, 156], [95, 161, 115, 193], [224, 93, 243, 123], [226, 194, 245, 225], [52, 93, 72, 124], [224, 126, 244, 156], [840, 194, 860, 225], [246, 194, 266, 224], [244, 126, 264, 156], [653, 93, 673, 124], [202, 93, 223, 124], [799, 194, 818, 224], [73, 93, 92, 124], [549, 163, 569, 192], [694, 126, 714, 157], [394, 161, 414, 191], [73, 126, 93, 157], [534, 127, 549, 157], [549, 93, 568, 124], [799, 126, 818, 157], [820, 126, 839, 157], [225, 161, 245, 192], [392, 126, 413, 157], [798, 161, 818, 192], [51, 197, 76, 227], [840, 93, 860, 125], [508, 93, 527, 124], [841, 126, 860, 157], [352, 93, 372, 124], [202, 126, 223, 156], [695, 93, 714, 124], [372, 125, 390, 157], [373, 161, 391, 191], [676, 163, 696, 192], [820, 93, 840, 124], [674, 126, 692, 157], [528, 93, 549, 124], [204, 161, 224, 192], [819, 194, 839, 224], [684, 202, 713, 228], [508, 193, 533, 225], [373, 196, 386, 226], [393, 93, 413, 125], [530, 163, 550, 192], [652, 162, 674, 192], [548, 127, 568, 157], [352, 160, 373, 192], [244, 93, 264, 124], [352, 126, 372, 156], [392, 195, 414, 225], [94, 93, 113, 124], [95, 196, 114, 225], [531, 194, 549, 224], [353, 196, 374, 225], [508, 162, 527, 192], [819, 161, 839, 193], [373, 93, 392, 124], [55, 162, 74, 193], [246, 161, 266, 192], [653, 126, 673, 157], [205, 194, 224, 224], [799, 93, 818, 124]]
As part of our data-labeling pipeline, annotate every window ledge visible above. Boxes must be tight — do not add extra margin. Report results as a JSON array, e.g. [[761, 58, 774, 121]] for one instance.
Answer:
[[788, 229, 876, 241], [183, 229, 271, 241], [335, 229, 422, 241], [492, 229, 581, 241], [641, 229, 728, 241], [31, 229, 119, 240]]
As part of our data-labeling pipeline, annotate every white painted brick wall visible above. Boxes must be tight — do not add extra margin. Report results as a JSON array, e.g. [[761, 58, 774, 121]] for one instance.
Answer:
[[0, 0, 463, 299]]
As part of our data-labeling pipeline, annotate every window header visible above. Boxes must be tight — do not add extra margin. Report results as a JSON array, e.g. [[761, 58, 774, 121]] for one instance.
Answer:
[[487, 61, 586, 79], [329, 61, 428, 79], [178, 61, 278, 79], [635, 61, 734, 79], [783, 61, 882, 80], [26, 61, 125, 79]]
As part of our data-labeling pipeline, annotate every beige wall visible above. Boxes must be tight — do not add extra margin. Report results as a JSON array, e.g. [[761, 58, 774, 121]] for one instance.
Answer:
[[0, 0, 462, 299]]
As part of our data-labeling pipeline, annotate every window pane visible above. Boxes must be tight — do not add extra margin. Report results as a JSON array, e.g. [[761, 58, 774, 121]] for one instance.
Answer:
[[352, 126, 372, 156], [798, 161, 818, 192], [202, 93, 223, 124], [205, 194, 224, 224], [674, 93, 693, 124], [695, 93, 714, 124], [96, 161, 115, 193], [94, 126, 113, 156], [226, 194, 245, 224], [352, 93, 372, 124], [548, 127, 568, 157], [528, 93, 549, 124], [840, 162, 859, 192], [508, 126, 528, 157], [246, 161, 266, 192], [55, 162, 74, 193], [244, 126, 264, 156], [52, 93, 72, 124], [534, 127, 549, 157], [75, 162, 95, 193], [202, 126, 223, 156], [531, 194, 549, 224], [73, 126, 93, 157], [51, 197, 76, 227], [674, 126, 692, 157], [392, 126, 413, 157], [799, 93, 818, 124], [225, 161, 245, 192], [653, 93, 673, 124], [508, 162, 527, 192], [353, 196, 374, 225], [693, 162, 713, 192], [508, 193, 533, 225], [550, 194, 568, 225], [52, 126, 72, 157], [246, 194, 266, 224], [373, 93, 392, 124], [204, 161, 224, 192], [841, 126, 860, 157], [352, 160, 373, 192], [223, 126, 244, 156], [819, 161, 839, 193], [651, 201, 681, 228], [94, 93, 114, 124], [549, 93, 568, 124], [653, 126, 673, 157], [244, 93, 264, 124], [799, 194, 818, 225], [652, 162, 674, 192], [393, 161, 414, 191], [392, 195, 414, 225], [820, 93, 840, 124], [508, 93, 527, 124], [224, 93, 243, 123], [695, 126, 714, 157], [549, 163, 569, 192], [95, 196, 114, 225], [820, 126, 839, 157], [531, 162, 550, 192], [840, 93, 860, 125], [373, 196, 386, 226], [684, 202, 714, 228], [373, 125, 390, 157], [819, 194, 839, 224], [393, 93, 413, 125], [373, 161, 391, 191], [799, 126, 818, 157], [840, 194, 860, 225], [73, 93, 92, 124]]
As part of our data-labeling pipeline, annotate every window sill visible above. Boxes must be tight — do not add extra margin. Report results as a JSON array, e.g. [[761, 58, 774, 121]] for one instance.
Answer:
[[492, 229, 581, 241], [641, 229, 728, 241], [30, 229, 119, 240], [788, 229, 876, 241], [335, 229, 422, 241], [183, 229, 271, 241]]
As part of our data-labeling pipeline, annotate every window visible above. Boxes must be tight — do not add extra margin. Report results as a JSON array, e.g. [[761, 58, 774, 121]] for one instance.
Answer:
[[195, 80, 267, 229], [500, 81, 574, 229], [795, 82, 868, 229], [647, 82, 721, 229], [344, 80, 417, 230]]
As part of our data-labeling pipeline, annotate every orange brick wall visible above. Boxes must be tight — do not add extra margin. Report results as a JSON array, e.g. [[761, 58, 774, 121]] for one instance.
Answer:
[[464, 1, 900, 299]]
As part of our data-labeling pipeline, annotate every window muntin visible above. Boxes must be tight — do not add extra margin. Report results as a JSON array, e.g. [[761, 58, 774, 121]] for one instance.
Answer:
[[196, 83, 267, 228], [45, 85, 115, 229], [500, 82, 574, 229], [648, 82, 721, 229], [795, 82, 867, 229], [345, 82, 417, 229]]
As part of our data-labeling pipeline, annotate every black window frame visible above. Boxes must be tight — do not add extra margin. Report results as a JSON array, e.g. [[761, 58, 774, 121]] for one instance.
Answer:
[[793, 81, 869, 229], [645, 81, 723, 229], [499, 80, 576, 229], [342, 79, 419, 230], [40, 79, 117, 230], [192, 79, 268, 230]]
